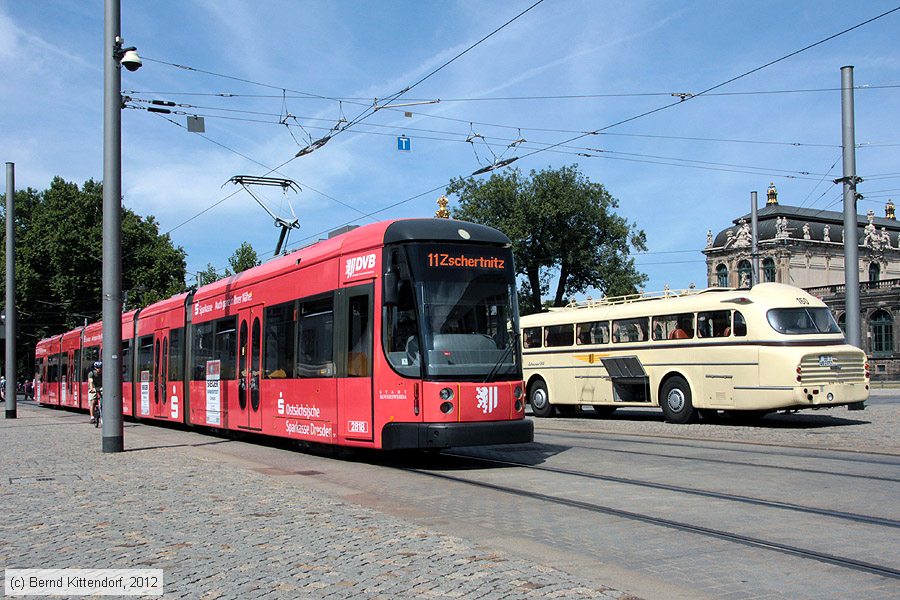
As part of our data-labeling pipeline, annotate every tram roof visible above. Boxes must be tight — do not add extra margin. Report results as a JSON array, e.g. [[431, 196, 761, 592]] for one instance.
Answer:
[[193, 218, 510, 302]]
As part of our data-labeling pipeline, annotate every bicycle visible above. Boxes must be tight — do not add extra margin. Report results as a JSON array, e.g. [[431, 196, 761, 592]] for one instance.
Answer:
[[92, 391, 102, 428]]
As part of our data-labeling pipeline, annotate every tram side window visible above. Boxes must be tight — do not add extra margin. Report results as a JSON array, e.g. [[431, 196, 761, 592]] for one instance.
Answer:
[[698, 310, 731, 338], [733, 311, 747, 336], [168, 329, 183, 381], [264, 303, 295, 379], [576, 321, 609, 345], [137, 335, 153, 378], [545, 324, 574, 347], [82, 346, 99, 381], [191, 322, 215, 380], [297, 296, 334, 378], [347, 294, 371, 377], [612, 317, 649, 343], [48, 355, 60, 383], [652, 313, 694, 340], [121, 340, 133, 382], [215, 318, 238, 380], [523, 327, 542, 348]]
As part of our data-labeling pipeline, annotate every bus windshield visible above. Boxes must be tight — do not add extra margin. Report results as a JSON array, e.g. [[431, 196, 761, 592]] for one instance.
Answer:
[[767, 307, 841, 335], [384, 243, 520, 381]]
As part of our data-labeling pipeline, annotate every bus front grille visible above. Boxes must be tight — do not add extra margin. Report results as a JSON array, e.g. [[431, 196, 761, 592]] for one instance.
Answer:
[[800, 353, 867, 384]]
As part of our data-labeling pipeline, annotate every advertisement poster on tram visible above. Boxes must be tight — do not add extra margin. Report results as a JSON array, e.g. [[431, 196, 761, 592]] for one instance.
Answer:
[[140, 370, 150, 416], [206, 360, 221, 425]]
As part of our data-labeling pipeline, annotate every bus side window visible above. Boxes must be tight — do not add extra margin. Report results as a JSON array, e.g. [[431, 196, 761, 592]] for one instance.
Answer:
[[698, 310, 730, 338], [545, 324, 574, 347], [523, 327, 542, 348], [733, 311, 747, 336], [576, 321, 609, 345]]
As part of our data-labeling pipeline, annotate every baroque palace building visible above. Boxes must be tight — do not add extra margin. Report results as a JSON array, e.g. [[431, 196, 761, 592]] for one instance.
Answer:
[[703, 184, 900, 379]]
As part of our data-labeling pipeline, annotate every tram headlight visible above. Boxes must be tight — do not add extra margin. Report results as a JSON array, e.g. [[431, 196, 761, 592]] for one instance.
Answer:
[[439, 387, 454, 401], [513, 385, 523, 399], [440, 401, 454, 414]]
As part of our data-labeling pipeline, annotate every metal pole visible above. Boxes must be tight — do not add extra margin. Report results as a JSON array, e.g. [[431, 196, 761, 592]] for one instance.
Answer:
[[102, 0, 123, 452], [840, 66, 861, 350], [5, 162, 16, 419], [750, 191, 759, 286]]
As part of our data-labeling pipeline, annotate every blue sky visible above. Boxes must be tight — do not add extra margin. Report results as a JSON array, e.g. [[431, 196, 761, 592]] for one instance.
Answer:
[[2, 1, 899, 295]]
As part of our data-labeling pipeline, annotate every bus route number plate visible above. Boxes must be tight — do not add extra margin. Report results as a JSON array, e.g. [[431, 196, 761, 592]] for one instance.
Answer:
[[818, 355, 834, 367]]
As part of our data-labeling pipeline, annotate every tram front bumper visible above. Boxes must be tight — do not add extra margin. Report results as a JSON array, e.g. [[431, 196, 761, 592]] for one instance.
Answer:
[[381, 419, 534, 450]]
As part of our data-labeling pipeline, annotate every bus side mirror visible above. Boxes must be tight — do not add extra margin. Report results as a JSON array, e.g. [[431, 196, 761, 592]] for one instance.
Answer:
[[383, 269, 399, 306]]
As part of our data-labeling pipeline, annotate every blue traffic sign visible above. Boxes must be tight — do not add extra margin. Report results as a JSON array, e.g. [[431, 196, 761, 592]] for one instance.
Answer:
[[397, 136, 410, 151]]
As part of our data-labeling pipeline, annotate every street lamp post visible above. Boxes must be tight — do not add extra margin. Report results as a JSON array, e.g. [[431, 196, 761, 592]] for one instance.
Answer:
[[102, 0, 140, 452]]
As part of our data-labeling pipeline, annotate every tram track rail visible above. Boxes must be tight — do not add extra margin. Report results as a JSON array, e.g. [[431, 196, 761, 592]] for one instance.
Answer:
[[444, 453, 900, 528], [404, 455, 900, 581], [534, 421, 900, 459], [533, 430, 900, 483]]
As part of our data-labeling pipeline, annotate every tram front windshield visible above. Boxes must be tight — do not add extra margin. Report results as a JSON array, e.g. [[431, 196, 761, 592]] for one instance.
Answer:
[[384, 244, 520, 381]]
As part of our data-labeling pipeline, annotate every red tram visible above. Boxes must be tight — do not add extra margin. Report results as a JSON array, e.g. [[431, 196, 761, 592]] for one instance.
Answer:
[[35, 219, 533, 450]]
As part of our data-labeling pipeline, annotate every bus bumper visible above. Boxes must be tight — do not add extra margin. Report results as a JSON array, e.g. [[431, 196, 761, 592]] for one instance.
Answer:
[[381, 419, 534, 450]]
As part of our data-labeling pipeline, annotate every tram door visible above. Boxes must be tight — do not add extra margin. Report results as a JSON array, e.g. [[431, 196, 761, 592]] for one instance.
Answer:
[[238, 306, 264, 430], [338, 285, 374, 441], [153, 329, 170, 419]]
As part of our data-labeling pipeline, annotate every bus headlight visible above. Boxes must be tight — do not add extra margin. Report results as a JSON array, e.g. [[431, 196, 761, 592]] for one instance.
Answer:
[[439, 387, 454, 401]]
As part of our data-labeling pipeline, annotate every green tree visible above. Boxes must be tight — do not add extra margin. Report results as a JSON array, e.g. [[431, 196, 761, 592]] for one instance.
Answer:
[[196, 263, 224, 286], [228, 241, 260, 274], [448, 165, 647, 314], [1, 177, 187, 380]]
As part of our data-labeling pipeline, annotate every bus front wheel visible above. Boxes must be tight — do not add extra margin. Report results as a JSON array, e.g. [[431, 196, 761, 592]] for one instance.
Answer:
[[529, 380, 553, 418], [660, 376, 696, 424]]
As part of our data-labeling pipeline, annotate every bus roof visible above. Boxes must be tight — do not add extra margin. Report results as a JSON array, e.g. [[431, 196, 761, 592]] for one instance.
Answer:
[[522, 282, 828, 326]]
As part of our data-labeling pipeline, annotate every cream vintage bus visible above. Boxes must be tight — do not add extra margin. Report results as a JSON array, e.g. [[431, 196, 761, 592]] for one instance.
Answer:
[[521, 282, 869, 423]]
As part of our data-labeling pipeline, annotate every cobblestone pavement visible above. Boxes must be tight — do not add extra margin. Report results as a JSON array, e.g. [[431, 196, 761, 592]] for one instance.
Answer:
[[0, 403, 635, 600], [534, 390, 900, 455]]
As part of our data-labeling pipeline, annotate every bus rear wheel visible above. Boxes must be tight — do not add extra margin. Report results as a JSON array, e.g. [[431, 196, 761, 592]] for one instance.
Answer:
[[529, 380, 553, 418], [660, 376, 696, 424]]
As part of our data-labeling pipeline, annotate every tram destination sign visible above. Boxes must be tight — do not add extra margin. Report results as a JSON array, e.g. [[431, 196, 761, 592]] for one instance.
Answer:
[[426, 252, 506, 270]]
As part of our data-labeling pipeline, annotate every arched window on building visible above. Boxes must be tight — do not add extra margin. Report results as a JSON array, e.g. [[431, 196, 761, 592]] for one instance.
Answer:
[[870, 309, 893, 357], [762, 258, 776, 283], [737, 260, 752, 288], [869, 262, 881, 283], [716, 264, 728, 288]]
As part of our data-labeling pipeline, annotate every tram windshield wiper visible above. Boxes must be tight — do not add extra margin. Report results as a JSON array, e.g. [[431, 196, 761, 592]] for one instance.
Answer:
[[484, 332, 518, 383]]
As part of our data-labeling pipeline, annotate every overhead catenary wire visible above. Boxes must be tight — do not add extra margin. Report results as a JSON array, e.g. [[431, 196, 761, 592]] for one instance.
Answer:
[[511, 5, 900, 166], [131, 104, 835, 181], [145, 5, 900, 271], [124, 82, 900, 102]]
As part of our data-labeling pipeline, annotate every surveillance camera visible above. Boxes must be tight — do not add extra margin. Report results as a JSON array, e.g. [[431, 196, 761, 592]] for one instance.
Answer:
[[120, 49, 142, 72]]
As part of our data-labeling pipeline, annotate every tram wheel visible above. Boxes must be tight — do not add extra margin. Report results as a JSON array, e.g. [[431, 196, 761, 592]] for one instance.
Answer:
[[529, 380, 554, 418], [592, 405, 617, 417], [660, 376, 697, 424]]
